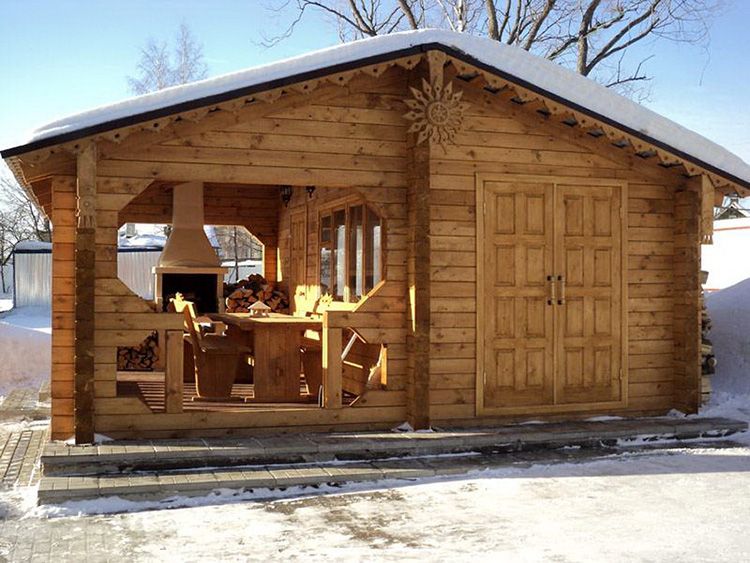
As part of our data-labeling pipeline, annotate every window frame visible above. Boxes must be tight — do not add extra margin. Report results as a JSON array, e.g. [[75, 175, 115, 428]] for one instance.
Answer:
[[318, 197, 385, 303]]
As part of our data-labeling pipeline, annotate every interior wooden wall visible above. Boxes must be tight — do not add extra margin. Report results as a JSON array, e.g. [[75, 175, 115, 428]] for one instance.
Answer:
[[277, 184, 409, 396]]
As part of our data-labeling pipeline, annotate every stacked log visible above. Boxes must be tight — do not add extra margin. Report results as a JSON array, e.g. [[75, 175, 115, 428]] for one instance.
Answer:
[[117, 331, 159, 371], [224, 274, 289, 313], [700, 270, 716, 404]]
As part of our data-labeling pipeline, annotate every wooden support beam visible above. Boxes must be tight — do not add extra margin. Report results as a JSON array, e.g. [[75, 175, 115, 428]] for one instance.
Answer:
[[672, 177, 702, 413], [164, 330, 184, 414], [74, 143, 97, 444], [404, 52, 438, 429]]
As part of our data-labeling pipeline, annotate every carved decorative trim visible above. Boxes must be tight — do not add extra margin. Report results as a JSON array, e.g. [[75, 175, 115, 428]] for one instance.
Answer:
[[403, 78, 470, 147]]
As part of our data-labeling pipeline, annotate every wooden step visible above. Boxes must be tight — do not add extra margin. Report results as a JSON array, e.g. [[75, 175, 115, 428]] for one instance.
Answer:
[[41, 416, 748, 478]]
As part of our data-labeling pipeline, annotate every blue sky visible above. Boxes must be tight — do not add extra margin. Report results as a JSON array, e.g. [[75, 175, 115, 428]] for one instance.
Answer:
[[1, 0, 748, 162]]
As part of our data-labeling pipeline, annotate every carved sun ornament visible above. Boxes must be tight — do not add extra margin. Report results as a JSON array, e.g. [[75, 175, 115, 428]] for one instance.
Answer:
[[403, 79, 470, 147]]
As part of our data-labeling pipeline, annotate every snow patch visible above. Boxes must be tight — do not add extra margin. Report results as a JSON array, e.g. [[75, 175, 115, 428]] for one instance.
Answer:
[[706, 279, 750, 398], [0, 307, 50, 396]]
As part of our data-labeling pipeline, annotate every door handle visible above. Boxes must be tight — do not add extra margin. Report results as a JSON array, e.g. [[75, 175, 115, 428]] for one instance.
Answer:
[[547, 275, 555, 306], [557, 275, 566, 305]]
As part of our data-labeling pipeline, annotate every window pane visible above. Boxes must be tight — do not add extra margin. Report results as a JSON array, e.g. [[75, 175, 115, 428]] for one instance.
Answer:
[[320, 215, 331, 244], [320, 248, 331, 295], [320, 214, 332, 295], [333, 209, 346, 300], [349, 205, 364, 299], [366, 207, 382, 291]]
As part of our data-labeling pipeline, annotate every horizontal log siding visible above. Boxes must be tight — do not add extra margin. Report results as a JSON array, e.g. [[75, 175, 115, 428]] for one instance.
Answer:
[[50, 177, 76, 439], [92, 71, 411, 436], [429, 96, 681, 424]]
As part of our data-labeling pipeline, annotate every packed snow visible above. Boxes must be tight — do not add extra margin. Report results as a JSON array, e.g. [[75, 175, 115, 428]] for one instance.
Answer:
[[4, 29, 749, 186], [0, 306, 50, 397], [706, 278, 750, 399]]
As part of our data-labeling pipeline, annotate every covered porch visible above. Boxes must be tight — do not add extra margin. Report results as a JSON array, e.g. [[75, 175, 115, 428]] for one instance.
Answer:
[[104, 177, 404, 432]]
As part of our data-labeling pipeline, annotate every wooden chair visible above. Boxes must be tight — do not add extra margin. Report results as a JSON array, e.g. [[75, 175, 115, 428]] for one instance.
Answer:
[[299, 294, 380, 400], [168, 294, 252, 400]]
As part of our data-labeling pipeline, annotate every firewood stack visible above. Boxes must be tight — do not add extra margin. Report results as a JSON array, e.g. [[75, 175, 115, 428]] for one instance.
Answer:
[[700, 270, 716, 404], [117, 331, 159, 371], [224, 274, 289, 313]]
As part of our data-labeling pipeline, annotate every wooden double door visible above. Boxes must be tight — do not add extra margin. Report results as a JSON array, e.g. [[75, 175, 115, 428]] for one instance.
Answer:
[[478, 177, 626, 415]]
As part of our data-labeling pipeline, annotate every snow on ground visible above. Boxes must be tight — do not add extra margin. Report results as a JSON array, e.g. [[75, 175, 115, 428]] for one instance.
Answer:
[[706, 278, 750, 399], [0, 306, 50, 397], [0, 441, 744, 562], [0, 294, 12, 313]]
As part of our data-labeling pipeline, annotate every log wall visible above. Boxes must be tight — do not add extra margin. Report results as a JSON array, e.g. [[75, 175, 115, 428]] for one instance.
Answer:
[[42, 60, 702, 439], [426, 84, 686, 425], [50, 177, 76, 439]]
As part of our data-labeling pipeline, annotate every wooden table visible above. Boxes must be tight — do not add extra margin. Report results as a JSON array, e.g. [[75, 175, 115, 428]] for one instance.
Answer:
[[207, 313, 322, 402]]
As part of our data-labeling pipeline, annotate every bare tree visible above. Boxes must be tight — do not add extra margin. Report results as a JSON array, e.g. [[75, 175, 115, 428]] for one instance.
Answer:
[[0, 176, 51, 294], [264, 0, 721, 93], [127, 23, 209, 95], [212, 226, 264, 281]]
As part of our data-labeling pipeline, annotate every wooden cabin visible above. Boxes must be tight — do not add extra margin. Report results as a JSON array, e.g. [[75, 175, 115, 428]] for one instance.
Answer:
[[3, 30, 749, 443]]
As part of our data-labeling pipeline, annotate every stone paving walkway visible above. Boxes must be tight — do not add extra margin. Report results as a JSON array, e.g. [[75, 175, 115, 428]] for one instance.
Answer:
[[37, 416, 748, 503], [0, 388, 49, 490], [1, 426, 47, 487]]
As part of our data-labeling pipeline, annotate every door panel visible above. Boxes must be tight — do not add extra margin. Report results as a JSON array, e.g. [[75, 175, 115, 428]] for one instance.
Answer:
[[479, 177, 625, 414], [555, 184, 622, 404], [483, 181, 555, 408]]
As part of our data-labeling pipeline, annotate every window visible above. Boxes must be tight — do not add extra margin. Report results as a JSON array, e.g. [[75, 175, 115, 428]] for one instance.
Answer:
[[320, 201, 383, 301]]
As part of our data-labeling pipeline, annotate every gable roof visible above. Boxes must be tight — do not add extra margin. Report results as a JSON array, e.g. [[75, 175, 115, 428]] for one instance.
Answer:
[[3, 29, 749, 190]]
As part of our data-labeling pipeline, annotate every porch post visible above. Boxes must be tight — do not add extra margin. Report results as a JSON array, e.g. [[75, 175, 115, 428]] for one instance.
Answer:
[[74, 143, 97, 444], [672, 175, 704, 413], [405, 52, 447, 429]]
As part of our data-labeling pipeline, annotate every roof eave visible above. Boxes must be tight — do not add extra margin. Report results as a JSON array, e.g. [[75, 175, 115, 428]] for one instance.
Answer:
[[3, 42, 748, 193]]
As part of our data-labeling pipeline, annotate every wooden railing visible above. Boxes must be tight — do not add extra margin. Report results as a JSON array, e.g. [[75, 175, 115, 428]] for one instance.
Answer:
[[98, 306, 184, 414], [321, 281, 403, 408]]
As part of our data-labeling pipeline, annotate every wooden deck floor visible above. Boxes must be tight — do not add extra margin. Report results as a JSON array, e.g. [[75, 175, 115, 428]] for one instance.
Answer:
[[116, 372, 354, 413]]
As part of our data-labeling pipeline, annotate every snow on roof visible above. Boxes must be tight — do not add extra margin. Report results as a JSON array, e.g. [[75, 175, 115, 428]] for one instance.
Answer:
[[4, 29, 749, 186], [13, 240, 52, 252]]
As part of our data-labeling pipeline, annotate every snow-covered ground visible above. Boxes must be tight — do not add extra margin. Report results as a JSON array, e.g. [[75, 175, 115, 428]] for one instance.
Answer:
[[0, 306, 50, 397], [0, 436, 747, 562], [707, 279, 750, 399], [0, 261, 747, 561]]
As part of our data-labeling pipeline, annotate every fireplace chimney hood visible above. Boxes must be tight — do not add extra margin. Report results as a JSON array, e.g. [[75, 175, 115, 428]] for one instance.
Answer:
[[159, 181, 220, 268], [153, 181, 227, 313]]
